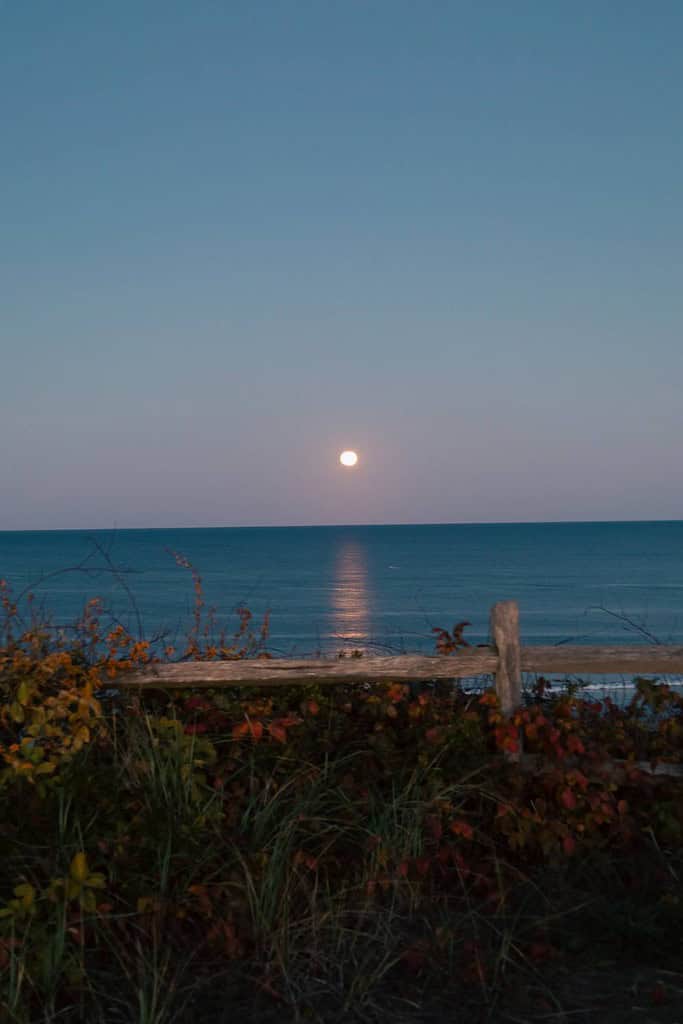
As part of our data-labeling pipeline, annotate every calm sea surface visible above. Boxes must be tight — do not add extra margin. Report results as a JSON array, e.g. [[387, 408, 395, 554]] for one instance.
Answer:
[[1, 523, 683, 665]]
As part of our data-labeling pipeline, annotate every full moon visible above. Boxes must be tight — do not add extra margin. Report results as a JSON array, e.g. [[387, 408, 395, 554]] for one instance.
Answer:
[[339, 450, 358, 467]]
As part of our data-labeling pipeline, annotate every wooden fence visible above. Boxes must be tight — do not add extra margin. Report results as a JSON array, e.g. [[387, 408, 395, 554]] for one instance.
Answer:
[[115, 600, 683, 776], [115, 599, 683, 706]]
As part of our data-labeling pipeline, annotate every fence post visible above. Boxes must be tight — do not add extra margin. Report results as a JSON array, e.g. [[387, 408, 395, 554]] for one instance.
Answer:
[[490, 601, 522, 717]]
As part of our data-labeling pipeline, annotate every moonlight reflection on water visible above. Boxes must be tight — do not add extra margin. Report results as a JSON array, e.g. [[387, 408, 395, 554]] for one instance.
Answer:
[[331, 539, 370, 645]]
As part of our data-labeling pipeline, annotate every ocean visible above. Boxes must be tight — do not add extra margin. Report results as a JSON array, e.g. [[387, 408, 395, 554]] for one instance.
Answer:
[[1, 523, 683, 673]]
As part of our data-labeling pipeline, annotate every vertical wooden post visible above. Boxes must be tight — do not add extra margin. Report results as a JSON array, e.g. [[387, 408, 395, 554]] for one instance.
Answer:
[[490, 600, 522, 717]]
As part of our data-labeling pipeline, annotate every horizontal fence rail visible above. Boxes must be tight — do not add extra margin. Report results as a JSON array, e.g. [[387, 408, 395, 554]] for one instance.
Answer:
[[116, 599, 683, 697], [113, 646, 683, 688], [114, 601, 683, 777]]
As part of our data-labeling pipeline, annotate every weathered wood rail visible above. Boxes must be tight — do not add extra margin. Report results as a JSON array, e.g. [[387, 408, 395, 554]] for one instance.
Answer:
[[115, 600, 683, 705], [115, 644, 683, 692], [115, 600, 683, 776]]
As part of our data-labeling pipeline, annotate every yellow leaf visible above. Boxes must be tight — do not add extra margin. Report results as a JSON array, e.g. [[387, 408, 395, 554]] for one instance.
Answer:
[[82, 889, 97, 912], [70, 852, 89, 883], [67, 879, 81, 900], [14, 883, 35, 909], [17, 681, 31, 705], [46, 879, 65, 902]]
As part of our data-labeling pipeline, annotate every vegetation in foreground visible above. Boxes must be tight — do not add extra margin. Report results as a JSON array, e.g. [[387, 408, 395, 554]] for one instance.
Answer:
[[1, 572, 683, 1023]]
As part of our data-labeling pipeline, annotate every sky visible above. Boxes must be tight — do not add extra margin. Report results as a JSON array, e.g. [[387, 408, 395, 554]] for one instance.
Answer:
[[2, 1, 682, 530]]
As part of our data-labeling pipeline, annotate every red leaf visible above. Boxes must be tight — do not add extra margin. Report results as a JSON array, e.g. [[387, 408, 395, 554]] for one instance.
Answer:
[[563, 835, 576, 856], [387, 683, 407, 703], [184, 722, 208, 735], [185, 697, 210, 711], [269, 723, 287, 744], [450, 820, 474, 840], [502, 734, 519, 754], [567, 734, 585, 755], [249, 720, 264, 741], [560, 788, 577, 810], [294, 850, 318, 871], [425, 727, 444, 745], [232, 719, 263, 741], [232, 721, 250, 740]]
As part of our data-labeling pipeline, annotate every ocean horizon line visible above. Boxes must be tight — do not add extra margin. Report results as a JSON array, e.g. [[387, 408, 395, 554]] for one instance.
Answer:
[[2, 518, 683, 535]]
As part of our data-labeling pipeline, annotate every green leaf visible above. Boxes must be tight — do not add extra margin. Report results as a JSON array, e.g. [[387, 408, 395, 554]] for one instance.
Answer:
[[9, 702, 24, 723]]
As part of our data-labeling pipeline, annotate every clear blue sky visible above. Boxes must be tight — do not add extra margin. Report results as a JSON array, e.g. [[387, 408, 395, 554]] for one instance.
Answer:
[[2, 1, 682, 529]]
